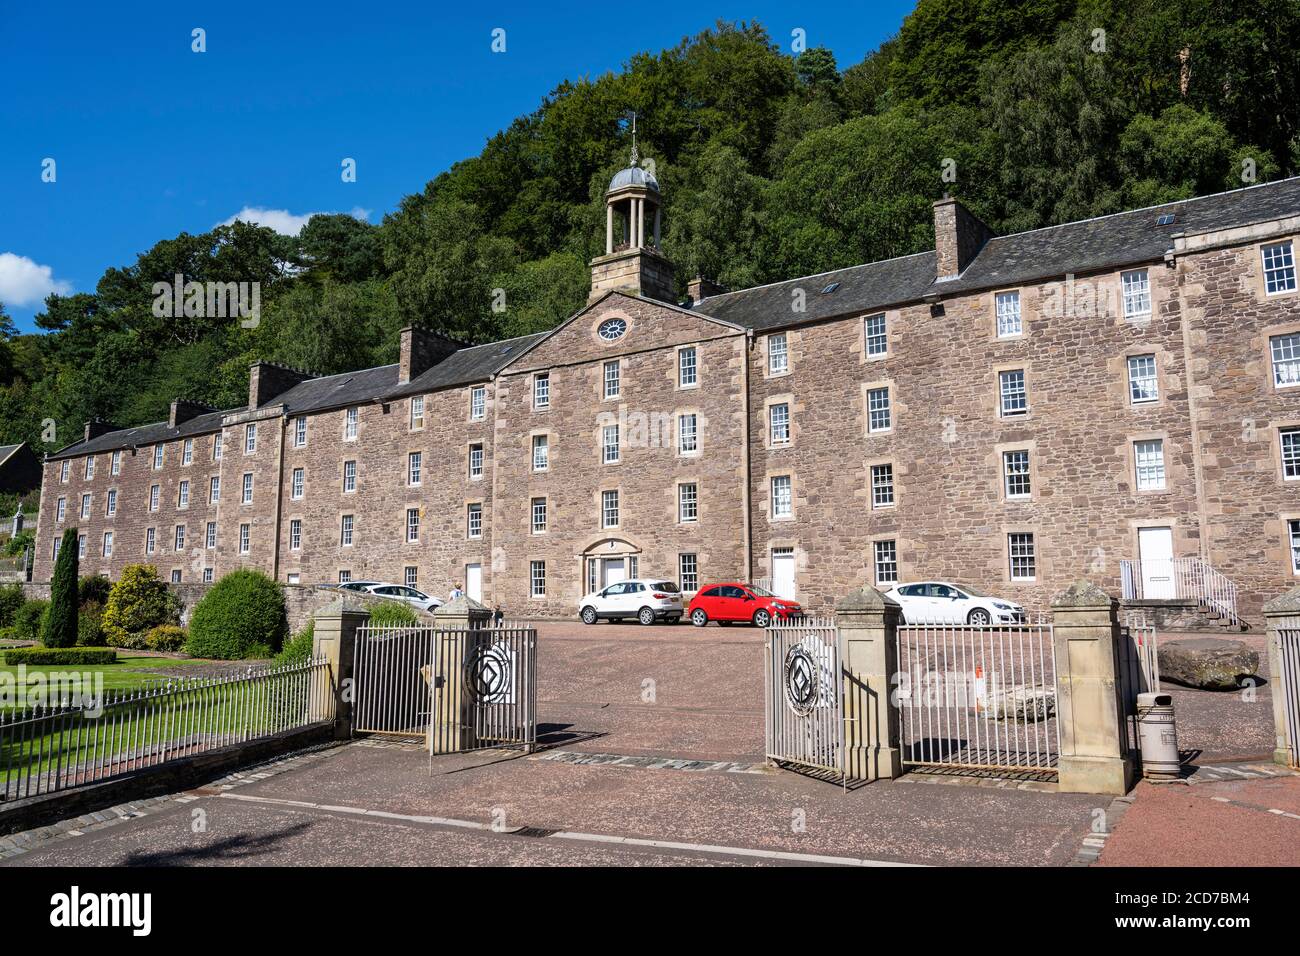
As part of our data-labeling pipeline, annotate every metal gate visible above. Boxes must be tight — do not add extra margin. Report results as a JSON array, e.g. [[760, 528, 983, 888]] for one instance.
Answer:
[[764, 618, 844, 780], [352, 623, 537, 752], [1277, 618, 1300, 770], [896, 620, 1059, 775]]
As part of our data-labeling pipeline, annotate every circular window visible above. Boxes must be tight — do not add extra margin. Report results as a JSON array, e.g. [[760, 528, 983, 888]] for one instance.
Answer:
[[598, 318, 627, 341]]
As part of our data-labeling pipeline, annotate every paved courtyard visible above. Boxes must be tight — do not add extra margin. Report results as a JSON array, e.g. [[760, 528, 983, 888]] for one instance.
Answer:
[[2, 619, 1294, 867]]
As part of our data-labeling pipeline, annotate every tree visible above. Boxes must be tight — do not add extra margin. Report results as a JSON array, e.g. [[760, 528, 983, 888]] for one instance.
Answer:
[[42, 527, 80, 648]]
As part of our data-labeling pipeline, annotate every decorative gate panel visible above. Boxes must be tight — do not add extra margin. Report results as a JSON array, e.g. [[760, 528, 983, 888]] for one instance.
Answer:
[[764, 618, 844, 780]]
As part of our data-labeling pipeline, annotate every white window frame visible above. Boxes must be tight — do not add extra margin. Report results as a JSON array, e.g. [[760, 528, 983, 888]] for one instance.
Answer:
[[410, 396, 425, 430], [146, 527, 156, 555], [404, 566, 418, 588], [995, 290, 1022, 337], [679, 347, 697, 387], [203, 568, 214, 583], [867, 387, 892, 433], [176, 481, 188, 509], [601, 489, 619, 529], [679, 553, 699, 593], [245, 423, 257, 454], [182, 438, 193, 465], [678, 413, 698, 455], [469, 444, 484, 480], [241, 473, 254, 504], [999, 370, 1027, 417], [238, 524, 250, 555], [153, 444, 164, 469], [534, 373, 550, 410], [530, 561, 546, 598], [174, 525, 186, 552], [1003, 450, 1031, 500], [84, 457, 94, 480], [212, 436, 222, 461], [1281, 428, 1300, 481], [678, 482, 698, 523], [532, 434, 549, 472], [102, 531, 113, 557], [106, 488, 117, 516], [1127, 354, 1158, 404], [864, 313, 887, 356], [344, 407, 359, 441], [343, 460, 357, 493], [1008, 533, 1036, 582], [770, 475, 793, 519], [149, 485, 159, 512], [1134, 439, 1166, 491], [870, 464, 894, 509], [603, 361, 620, 400], [1290, 519, 1300, 574], [1121, 268, 1152, 320], [294, 417, 307, 447], [289, 520, 302, 551], [205, 522, 216, 549], [408, 451, 422, 487], [467, 503, 483, 539], [56, 497, 66, 522], [531, 497, 547, 534], [209, 476, 220, 503], [80, 493, 91, 519], [60, 460, 69, 483], [407, 508, 420, 543], [1262, 241, 1297, 296], [340, 514, 354, 547], [470, 386, 486, 421], [768, 333, 788, 375], [602, 424, 620, 464], [291, 468, 304, 500], [769, 403, 790, 446], [1271, 333, 1300, 389], [111, 450, 122, 475], [874, 540, 898, 586]]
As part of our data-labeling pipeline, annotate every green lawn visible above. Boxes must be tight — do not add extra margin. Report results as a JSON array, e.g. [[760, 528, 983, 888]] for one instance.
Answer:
[[0, 655, 213, 709]]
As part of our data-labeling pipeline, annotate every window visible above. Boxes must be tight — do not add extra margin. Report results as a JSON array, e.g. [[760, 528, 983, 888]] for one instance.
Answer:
[[56, 497, 66, 522], [628, 556, 638, 580], [182, 439, 193, 465], [469, 444, 484, 479], [174, 525, 186, 552], [52, 538, 60, 560], [678, 482, 698, 522], [531, 497, 547, 534], [1127, 355, 1158, 404], [203, 568, 214, 584], [1271, 333, 1300, 388], [170, 569, 182, 584], [602, 489, 619, 528], [532, 434, 549, 471], [405, 566, 418, 588], [102, 532, 113, 557], [603, 361, 620, 399], [679, 347, 697, 387], [470, 386, 486, 420], [1134, 439, 1166, 491], [80, 494, 91, 519], [343, 460, 357, 493], [294, 417, 307, 447], [149, 485, 159, 512], [289, 520, 302, 550], [768, 333, 788, 374], [344, 407, 359, 440], [111, 450, 122, 475], [241, 473, 254, 504], [864, 313, 887, 356], [678, 413, 698, 454], [408, 452, 422, 486], [771, 475, 792, 518], [995, 291, 1022, 337], [530, 561, 546, 598], [1004, 450, 1031, 499], [602, 424, 620, 464], [534, 373, 550, 409], [205, 522, 216, 549], [1291, 519, 1300, 574], [339, 570, 352, 585], [238, 524, 250, 555], [245, 423, 257, 454], [1121, 269, 1151, 319], [291, 468, 304, 499], [999, 370, 1027, 417], [870, 464, 894, 508], [340, 514, 354, 547], [874, 540, 898, 585], [410, 396, 425, 430], [146, 527, 156, 555], [77, 535, 85, 558], [769, 403, 790, 446], [60, 461, 69, 483], [176, 481, 188, 509], [106, 489, 118, 516], [84, 457, 94, 480], [407, 508, 420, 543], [1008, 533, 1036, 581], [867, 387, 892, 432], [212, 436, 222, 461], [588, 560, 598, 595], [679, 553, 699, 592], [1281, 428, 1300, 480], [209, 476, 220, 503], [1262, 241, 1297, 295], [467, 503, 482, 539]]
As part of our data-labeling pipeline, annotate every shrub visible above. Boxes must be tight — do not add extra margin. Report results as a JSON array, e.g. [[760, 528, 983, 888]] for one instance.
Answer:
[[186, 569, 287, 659], [368, 601, 419, 628], [78, 574, 113, 606], [0, 625, 18, 642], [102, 565, 175, 647], [274, 621, 315, 666], [77, 600, 105, 646], [42, 527, 80, 648], [0, 583, 24, 628], [4, 647, 117, 666], [13, 599, 48, 641], [144, 624, 187, 652]]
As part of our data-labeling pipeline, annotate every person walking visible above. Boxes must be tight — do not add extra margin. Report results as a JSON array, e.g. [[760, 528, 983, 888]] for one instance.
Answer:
[[449, 582, 464, 600]]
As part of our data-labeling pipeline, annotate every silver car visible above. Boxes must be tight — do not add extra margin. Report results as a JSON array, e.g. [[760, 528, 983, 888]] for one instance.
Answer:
[[357, 582, 444, 613]]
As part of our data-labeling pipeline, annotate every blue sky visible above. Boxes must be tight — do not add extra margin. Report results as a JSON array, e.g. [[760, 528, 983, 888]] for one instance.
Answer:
[[0, 1, 913, 331]]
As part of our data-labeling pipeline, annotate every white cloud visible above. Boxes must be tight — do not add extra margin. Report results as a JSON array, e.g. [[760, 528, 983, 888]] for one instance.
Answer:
[[0, 252, 73, 307], [218, 206, 371, 236]]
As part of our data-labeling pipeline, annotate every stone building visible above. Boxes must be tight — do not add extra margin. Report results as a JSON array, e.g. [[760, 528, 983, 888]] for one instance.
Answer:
[[31, 163, 1300, 623]]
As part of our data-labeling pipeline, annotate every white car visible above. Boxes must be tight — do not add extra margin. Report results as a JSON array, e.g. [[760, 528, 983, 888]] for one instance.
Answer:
[[356, 582, 444, 613], [883, 582, 1025, 625], [579, 579, 685, 625]]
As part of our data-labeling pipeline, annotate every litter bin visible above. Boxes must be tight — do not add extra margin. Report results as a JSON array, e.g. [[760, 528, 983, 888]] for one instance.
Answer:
[[1136, 692, 1180, 780]]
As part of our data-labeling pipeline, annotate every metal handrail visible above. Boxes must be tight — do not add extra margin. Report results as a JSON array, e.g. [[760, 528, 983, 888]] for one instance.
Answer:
[[1119, 557, 1242, 628]]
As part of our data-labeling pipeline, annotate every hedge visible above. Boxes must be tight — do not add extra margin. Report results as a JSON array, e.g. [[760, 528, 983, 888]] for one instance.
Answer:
[[0, 583, 24, 628], [368, 601, 419, 628], [13, 599, 48, 641], [5, 647, 118, 666], [186, 569, 287, 659]]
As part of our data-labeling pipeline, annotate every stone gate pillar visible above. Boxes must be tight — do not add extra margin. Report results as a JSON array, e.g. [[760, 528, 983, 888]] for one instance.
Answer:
[[1262, 587, 1300, 768], [835, 585, 903, 782], [1052, 581, 1135, 794], [428, 597, 494, 753], [312, 598, 371, 740]]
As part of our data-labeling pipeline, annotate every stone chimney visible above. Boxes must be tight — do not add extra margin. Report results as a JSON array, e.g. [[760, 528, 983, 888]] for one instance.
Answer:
[[685, 276, 726, 307], [168, 398, 216, 428], [249, 362, 314, 410], [83, 419, 118, 442], [398, 327, 462, 385], [933, 197, 993, 281]]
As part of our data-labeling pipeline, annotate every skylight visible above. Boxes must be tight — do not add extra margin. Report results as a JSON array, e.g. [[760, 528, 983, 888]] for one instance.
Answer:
[[1156, 213, 1175, 226], [821, 282, 840, 294]]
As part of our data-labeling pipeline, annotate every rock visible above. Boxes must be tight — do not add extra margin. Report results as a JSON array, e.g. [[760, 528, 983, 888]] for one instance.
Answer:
[[1158, 638, 1259, 690], [982, 684, 1055, 722]]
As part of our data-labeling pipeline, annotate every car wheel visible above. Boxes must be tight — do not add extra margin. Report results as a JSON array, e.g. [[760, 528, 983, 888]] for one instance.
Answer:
[[690, 609, 708, 627], [638, 607, 656, 626], [968, 608, 992, 626], [581, 606, 597, 625], [753, 608, 772, 628]]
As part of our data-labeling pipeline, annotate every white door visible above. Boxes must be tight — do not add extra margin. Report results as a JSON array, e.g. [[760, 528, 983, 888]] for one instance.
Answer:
[[1137, 527, 1175, 599], [771, 549, 796, 600], [464, 563, 482, 603], [601, 558, 626, 589]]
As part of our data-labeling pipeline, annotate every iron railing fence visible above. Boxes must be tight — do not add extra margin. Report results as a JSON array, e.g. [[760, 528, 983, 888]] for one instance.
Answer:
[[895, 620, 1059, 774], [1275, 617, 1300, 770], [1120, 557, 1242, 628], [0, 656, 335, 802], [1115, 617, 1161, 760], [764, 617, 844, 782]]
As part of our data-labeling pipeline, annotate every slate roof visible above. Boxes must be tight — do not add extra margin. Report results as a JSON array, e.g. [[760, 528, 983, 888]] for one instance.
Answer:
[[47, 408, 232, 461], [0, 444, 22, 467], [263, 363, 400, 415], [385, 332, 549, 401]]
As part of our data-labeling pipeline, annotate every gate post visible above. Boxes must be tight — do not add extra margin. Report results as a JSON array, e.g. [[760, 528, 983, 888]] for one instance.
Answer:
[[312, 598, 371, 740], [1262, 587, 1300, 768], [1052, 581, 1135, 794], [428, 597, 494, 753], [835, 585, 903, 782]]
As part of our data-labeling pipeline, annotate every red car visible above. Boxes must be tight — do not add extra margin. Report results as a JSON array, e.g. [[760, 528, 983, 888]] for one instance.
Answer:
[[687, 582, 802, 628]]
